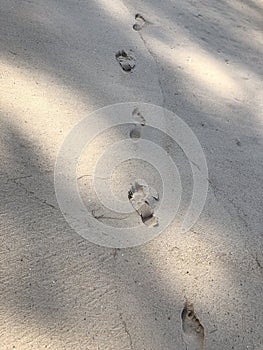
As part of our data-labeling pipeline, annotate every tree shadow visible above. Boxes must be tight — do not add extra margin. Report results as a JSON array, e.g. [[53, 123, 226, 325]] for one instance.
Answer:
[[0, 0, 262, 349]]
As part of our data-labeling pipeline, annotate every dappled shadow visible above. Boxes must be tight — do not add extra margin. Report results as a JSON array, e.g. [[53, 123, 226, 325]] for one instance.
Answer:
[[149, 0, 263, 77], [0, 0, 262, 349]]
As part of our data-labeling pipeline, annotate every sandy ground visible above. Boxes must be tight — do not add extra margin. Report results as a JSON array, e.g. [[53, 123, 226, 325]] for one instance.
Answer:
[[0, 0, 263, 349]]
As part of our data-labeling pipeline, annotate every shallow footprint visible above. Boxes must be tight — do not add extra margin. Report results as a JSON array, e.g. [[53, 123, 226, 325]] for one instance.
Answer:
[[132, 107, 146, 126], [181, 302, 205, 350], [133, 13, 146, 31], [115, 50, 135, 72], [133, 13, 152, 31]]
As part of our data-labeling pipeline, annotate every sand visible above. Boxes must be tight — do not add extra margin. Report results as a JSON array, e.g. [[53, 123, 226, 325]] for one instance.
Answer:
[[0, 0, 262, 349]]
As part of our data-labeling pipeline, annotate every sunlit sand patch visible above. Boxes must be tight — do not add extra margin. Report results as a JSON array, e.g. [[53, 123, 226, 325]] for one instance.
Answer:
[[148, 37, 244, 100], [224, 0, 263, 21], [95, 0, 131, 24], [0, 58, 89, 153]]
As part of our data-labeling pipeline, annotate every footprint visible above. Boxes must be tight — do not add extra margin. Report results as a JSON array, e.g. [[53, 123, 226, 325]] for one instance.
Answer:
[[128, 181, 158, 227], [181, 302, 205, 350], [115, 50, 135, 72], [133, 13, 146, 31], [235, 138, 241, 146], [130, 108, 146, 141], [129, 126, 141, 140], [133, 13, 152, 31], [132, 107, 146, 126]]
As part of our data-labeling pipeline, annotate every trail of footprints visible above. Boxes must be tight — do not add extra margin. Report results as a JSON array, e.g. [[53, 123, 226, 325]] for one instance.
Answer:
[[115, 13, 206, 349], [128, 109, 159, 226], [115, 13, 150, 72]]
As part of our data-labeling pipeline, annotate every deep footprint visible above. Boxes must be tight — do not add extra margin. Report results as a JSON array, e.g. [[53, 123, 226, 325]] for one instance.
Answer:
[[181, 302, 205, 350], [128, 181, 158, 227], [115, 50, 135, 72]]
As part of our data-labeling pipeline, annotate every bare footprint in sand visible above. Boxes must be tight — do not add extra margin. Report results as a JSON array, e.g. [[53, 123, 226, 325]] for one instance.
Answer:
[[115, 50, 135, 72], [128, 181, 158, 227], [130, 108, 146, 141], [133, 13, 152, 31], [181, 302, 205, 350], [132, 107, 146, 126]]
